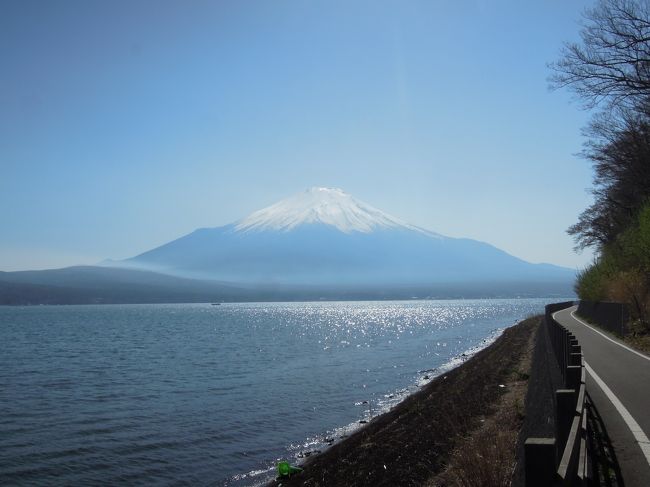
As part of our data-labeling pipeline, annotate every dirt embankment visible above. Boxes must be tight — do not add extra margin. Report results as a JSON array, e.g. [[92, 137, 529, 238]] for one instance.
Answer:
[[271, 317, 539, 487]]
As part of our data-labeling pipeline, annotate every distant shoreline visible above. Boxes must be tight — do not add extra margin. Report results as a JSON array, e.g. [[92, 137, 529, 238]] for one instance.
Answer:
[[0, 265, 575, 306], [0, 296, 573, 307]]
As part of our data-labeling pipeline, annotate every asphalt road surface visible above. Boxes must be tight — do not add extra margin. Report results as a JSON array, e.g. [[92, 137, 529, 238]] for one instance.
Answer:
[[554, 306, 650, 486]]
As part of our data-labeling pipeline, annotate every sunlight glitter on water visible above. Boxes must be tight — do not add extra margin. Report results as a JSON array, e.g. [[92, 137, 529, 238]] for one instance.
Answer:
[[0, 298, 565, 486]]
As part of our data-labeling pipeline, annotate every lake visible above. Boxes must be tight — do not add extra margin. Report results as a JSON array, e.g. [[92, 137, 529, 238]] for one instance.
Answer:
[[0, 299, 565, 485]]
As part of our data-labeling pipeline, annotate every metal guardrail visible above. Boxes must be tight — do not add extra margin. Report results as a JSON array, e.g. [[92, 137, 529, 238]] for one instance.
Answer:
[[524, 302, 591, 486]]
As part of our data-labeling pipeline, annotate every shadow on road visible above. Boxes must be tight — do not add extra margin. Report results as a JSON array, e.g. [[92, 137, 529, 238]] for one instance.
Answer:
[[587, 392, 625, 486]]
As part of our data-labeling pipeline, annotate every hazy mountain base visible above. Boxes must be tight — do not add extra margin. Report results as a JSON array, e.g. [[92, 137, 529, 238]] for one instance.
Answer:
[[126, 224, 575, 287], [0, 266, 574, 305]]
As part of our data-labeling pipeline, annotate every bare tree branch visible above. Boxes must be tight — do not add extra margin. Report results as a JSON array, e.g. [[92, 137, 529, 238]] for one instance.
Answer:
[[550, 0, 650, 112], [551, 1, 650, 251]]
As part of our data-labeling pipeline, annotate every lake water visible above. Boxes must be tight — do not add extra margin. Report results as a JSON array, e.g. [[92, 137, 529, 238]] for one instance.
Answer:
[[0, 299, 564, 485]]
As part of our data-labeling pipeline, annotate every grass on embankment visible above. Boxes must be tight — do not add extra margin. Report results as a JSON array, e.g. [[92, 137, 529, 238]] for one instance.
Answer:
[[623, 335, 650, 354], [428, 320, 535, 487], [271, 316, 539, 487], [623, 320, 650, 354]]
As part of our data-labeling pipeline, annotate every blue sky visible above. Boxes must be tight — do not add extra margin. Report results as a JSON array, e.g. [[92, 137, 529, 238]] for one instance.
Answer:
[[1, 0, 596, 271]]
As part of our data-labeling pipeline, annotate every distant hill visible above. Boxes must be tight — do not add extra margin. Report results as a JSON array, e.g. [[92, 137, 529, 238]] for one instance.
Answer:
[[0, 265, 573, 305], [0, 266, 247, 305]]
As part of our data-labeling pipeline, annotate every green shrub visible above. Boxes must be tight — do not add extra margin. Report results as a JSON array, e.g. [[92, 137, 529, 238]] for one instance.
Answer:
[[576, 202, 650, 329], [575, 262, 609, 301]]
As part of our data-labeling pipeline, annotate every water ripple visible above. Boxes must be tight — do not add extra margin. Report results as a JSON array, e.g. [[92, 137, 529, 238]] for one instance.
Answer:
[[0, 298, 562, 485]]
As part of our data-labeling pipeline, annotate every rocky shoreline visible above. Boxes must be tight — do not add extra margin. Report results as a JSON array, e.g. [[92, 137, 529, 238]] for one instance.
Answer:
[[269, 316, 539, 486]]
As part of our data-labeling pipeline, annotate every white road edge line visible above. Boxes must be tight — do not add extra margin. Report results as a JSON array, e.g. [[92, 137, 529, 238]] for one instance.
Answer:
[[584, 361, 650, 466], [564, 308, 650, 361], [571, 310, 650, 360]]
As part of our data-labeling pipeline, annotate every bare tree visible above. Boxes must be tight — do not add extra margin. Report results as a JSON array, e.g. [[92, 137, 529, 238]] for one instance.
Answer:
[[569, 107, 650, 250], [550, 0, 650, 251], [550, 0, 650, 112]]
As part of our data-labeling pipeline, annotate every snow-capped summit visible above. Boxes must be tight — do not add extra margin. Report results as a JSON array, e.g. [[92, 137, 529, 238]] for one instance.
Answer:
[[235, 187, 432, 234]]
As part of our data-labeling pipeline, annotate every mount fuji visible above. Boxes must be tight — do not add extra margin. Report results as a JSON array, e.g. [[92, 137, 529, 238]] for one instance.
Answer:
[[117, 187, 574, 294]]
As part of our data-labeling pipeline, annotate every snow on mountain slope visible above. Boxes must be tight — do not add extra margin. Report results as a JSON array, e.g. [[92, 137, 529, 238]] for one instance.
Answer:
[[118, 187, 574, 292], [235, 187, 440, 236]]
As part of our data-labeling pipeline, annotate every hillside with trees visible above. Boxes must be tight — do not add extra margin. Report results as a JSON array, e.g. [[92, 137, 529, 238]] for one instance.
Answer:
[[551, 0, 650, 329]]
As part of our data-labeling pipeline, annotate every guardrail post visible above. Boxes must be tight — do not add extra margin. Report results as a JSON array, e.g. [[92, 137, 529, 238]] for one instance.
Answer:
[[558, 328, 567, 382], [563, 331, 570, 374], [566, 365, 581, 390], [570, 352, 582, 367], [567, 335, 576, 367], [525, 438, 556, 487], [556, 389, 576, 456]]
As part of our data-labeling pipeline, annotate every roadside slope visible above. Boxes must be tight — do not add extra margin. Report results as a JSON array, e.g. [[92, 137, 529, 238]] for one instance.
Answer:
[[270, 317, 538, 487]]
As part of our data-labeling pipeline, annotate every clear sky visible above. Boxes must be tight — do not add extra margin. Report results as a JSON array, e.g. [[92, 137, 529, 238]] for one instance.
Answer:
[[1, 0, 597, 272]]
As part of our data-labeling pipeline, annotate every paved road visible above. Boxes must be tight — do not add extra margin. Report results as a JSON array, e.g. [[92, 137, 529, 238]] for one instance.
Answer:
[[554, 306, 650, 486]]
